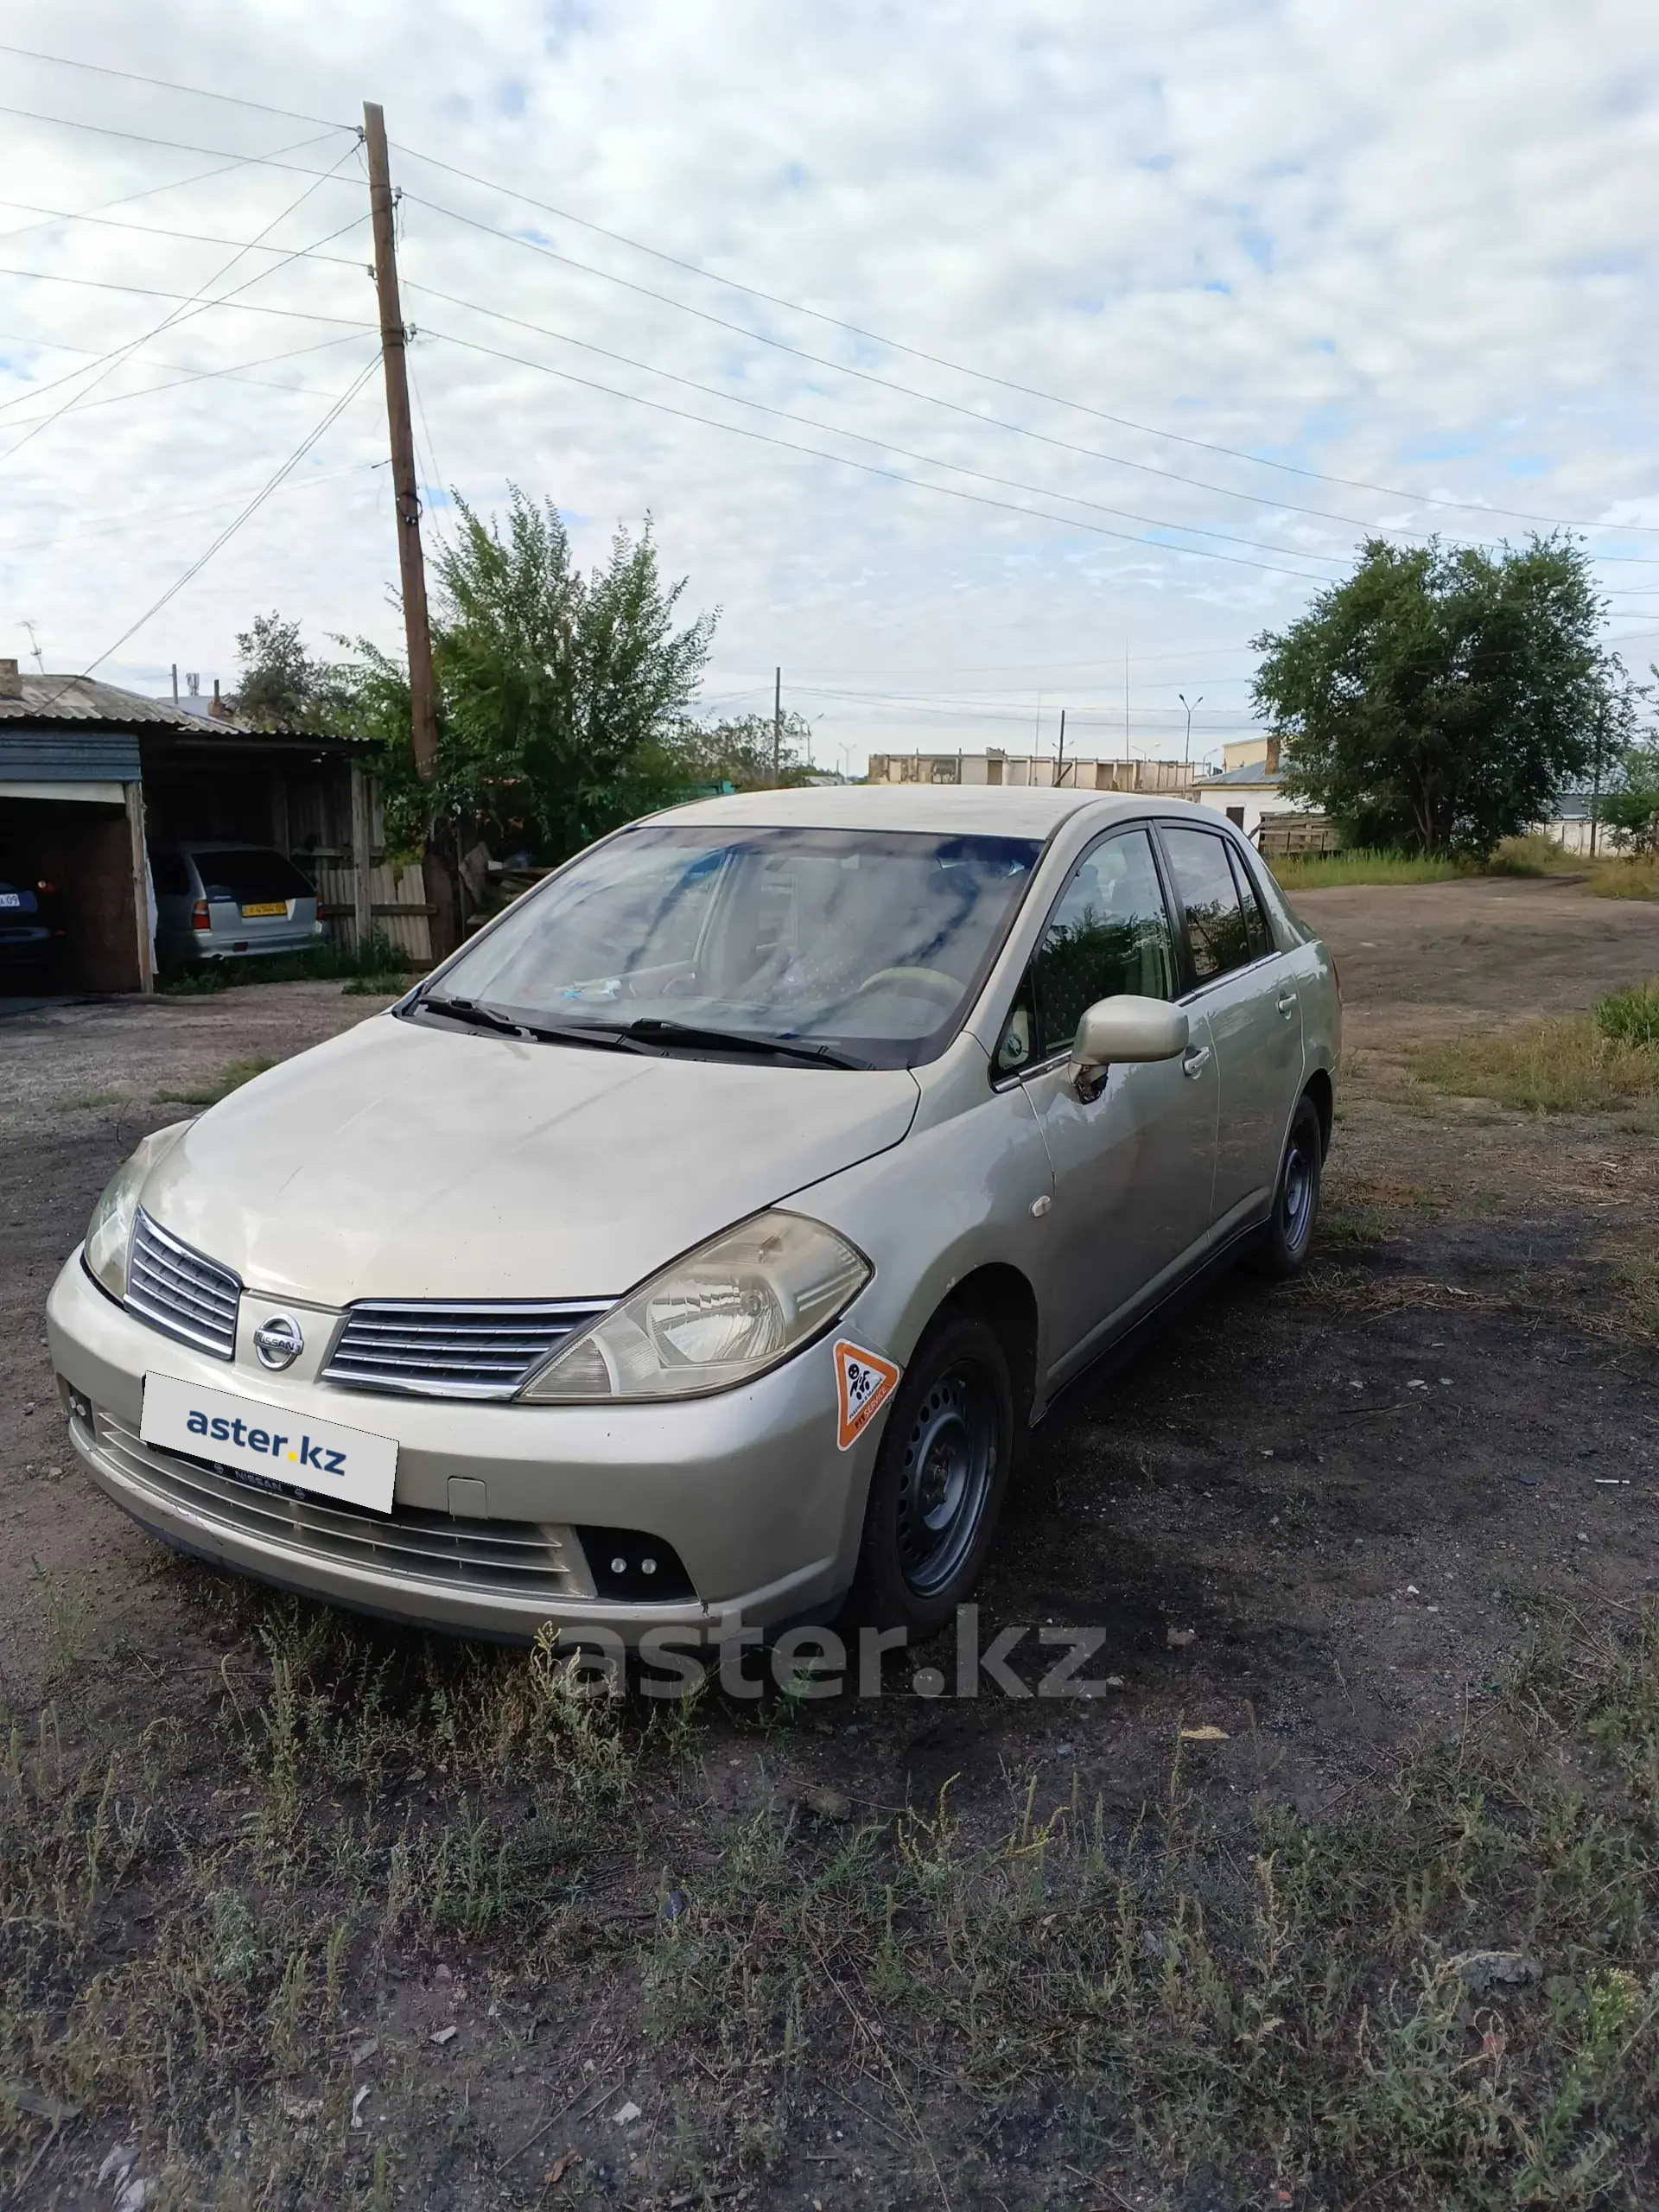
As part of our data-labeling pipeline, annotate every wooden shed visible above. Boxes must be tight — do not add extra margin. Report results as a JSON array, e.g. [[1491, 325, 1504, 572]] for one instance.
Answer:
[[0, 663, 430, 994]]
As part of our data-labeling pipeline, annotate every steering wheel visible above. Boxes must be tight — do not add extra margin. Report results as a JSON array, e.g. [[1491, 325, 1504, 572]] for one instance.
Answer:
[[849, 965, 962, 1007]]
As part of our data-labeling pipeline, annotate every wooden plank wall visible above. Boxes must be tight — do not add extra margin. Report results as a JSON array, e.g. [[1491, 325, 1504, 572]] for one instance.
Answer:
[[284, 772, 433, 964]]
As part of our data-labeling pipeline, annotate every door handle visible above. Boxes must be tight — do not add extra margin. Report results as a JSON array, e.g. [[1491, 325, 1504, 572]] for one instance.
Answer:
[[1277, 991, 1298, 1018], [1181, 1044, 1211, 1079]]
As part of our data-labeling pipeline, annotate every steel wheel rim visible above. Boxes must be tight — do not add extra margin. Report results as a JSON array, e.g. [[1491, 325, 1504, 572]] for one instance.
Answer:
[[1282, 1136, 1315, 1250], [895, 1360, 997, 1599]]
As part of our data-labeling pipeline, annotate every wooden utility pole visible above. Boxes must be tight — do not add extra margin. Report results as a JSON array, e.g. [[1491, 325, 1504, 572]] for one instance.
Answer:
[[1055, 707, 1066, 788], [363, 100, 456, 957], [772, 665, 783, 785]]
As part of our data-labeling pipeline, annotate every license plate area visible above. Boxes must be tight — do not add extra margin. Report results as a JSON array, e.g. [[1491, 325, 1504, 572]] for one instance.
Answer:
[[239, 901, 288, 918], [141, 1373, 397, 1515]]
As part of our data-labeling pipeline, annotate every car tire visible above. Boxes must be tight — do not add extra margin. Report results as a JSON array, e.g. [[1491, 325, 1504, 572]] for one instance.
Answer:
[[1251, 1090, 1324, 1278], [842, 1307, 1014, 1636]]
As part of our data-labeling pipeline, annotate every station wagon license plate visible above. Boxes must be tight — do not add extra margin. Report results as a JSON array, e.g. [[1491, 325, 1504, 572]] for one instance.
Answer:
[[239, 900, 287, 918], [141, 1373, 397, 1514]]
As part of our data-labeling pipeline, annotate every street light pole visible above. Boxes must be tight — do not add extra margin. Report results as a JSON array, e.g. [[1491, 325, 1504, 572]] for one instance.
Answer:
[[1179, 692, 1203, 769]]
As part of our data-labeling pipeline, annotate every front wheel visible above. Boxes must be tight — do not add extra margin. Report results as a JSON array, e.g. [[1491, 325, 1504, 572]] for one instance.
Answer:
[[842, 1309, 1013, 1635], [1251, 1091, 1324, 1277]]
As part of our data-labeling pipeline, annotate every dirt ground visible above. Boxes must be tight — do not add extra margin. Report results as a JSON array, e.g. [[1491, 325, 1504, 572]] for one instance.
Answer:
[[3, 877, 1657, 2210]]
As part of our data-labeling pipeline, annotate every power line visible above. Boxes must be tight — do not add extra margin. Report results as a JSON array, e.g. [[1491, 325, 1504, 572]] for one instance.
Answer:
[[0, 454, 385, 560], [0, 327, 363, 414], [0, 100, 356, 181], [404, 192, 1471, 555], [393, 144, 1659, 540], [407, 279, 1350, 575], [0, 41, 352, 130], [0, 262, 374, 330], [1, 145, 365, 467], [423, 326, 1341, 585], [0, 130, 347, 249], [0, 335, 371, 430], [0, 195, 370, 268], [37, 353, 380, 704]]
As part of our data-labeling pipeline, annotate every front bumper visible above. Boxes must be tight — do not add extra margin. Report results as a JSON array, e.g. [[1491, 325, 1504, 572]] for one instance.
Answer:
[[47, 1251, 869, 1642]]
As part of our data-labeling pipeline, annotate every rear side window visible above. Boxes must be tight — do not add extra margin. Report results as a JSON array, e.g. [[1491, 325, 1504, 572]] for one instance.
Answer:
[[1011, 829, 1176, 1065], [1160, 826, 1255, 983], [149, 851, 192, 897], [193, 849, 316, 903], [1226, 842, 1273, 960]]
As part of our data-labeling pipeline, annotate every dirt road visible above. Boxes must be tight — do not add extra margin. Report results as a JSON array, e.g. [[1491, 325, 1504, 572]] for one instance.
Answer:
[[2, 877, 1656, 2209]]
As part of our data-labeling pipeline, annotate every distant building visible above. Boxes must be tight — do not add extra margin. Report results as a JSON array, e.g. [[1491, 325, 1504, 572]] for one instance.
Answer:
[[865, 748, 1196, 793], [1193, 736, 1309, 842]]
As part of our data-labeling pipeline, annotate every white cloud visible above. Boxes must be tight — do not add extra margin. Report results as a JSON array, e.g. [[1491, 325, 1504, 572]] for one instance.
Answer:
[[2, 0, 1657, 767]]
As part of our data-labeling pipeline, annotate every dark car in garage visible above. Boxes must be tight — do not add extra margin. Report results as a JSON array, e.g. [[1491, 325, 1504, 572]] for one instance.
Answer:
[[0, 874, 64, 984]]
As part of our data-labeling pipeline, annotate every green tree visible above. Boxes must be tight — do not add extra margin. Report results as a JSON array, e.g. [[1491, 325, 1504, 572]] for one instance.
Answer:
[[428, 490, 716, 858], [1251, 537, 1605, 856], [232, 613, 346, 727], [1601, 739, 1659, 855], [665, 709, 819, 790]]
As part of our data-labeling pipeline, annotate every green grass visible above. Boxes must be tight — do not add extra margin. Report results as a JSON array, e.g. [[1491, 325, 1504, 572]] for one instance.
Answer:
[[1408, 1018, 1656, 1116], [1598, 981, 1659, 1050], [6, 1593, 1659, 2206], [1586, 855, 1659, 902], [1268, 848, 1465, 891], [1270, 837, 1589, 893], [156, 1055, 276, 1108]]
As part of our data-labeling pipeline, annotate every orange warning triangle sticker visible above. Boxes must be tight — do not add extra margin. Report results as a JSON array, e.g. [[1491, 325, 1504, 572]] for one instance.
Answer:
[[834, 1338, 902, 1451]]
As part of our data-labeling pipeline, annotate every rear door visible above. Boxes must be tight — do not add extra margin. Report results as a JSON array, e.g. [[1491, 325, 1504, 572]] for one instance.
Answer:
[[1155, 822, 1304, 1231], [995, 824, 1219, 1385]]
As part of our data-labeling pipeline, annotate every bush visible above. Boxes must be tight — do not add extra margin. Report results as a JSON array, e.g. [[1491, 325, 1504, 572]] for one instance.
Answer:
[[1485, 832, 1569, 877], [1597, 980, 1659, 1050]]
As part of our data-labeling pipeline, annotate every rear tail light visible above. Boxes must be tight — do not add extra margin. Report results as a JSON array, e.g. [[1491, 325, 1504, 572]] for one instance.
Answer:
[[1331, 954, 1343, 1005], [35, 879, 56, 894], [190, 899, 210, 931]]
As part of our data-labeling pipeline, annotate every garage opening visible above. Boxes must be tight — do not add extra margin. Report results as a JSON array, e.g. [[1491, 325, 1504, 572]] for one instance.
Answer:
[[0, 789, 150, 995]]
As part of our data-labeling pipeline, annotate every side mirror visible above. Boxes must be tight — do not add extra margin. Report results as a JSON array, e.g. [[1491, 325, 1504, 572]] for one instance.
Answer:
[[1069, 995, 1189, 1100]]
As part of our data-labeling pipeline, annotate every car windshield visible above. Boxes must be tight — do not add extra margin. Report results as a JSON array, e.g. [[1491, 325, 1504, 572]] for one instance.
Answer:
[[416, 823, 1044, 1069]]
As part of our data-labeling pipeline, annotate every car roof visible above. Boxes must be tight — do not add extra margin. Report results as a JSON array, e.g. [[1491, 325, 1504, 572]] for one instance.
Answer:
[[655, 785, 1216, 838]]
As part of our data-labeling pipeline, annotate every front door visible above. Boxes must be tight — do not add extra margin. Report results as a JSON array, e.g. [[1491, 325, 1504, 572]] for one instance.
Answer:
[[995, 826, 1219, 1387], [1157, 823, 1305, 1230]]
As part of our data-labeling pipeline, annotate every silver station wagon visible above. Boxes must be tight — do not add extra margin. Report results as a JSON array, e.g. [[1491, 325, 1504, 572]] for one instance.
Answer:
[[48, 787, 1338, 1642]]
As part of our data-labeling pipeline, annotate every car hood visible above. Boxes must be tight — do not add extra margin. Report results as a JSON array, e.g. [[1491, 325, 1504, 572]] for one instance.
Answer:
[[138, 1013, 920, 1303]]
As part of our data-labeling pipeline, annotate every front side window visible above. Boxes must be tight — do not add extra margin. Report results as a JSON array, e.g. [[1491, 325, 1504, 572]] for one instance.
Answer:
[[415, 824, 1042, 1071], [999, 829, 1175, 1068], [1160, 826, 1255, 983]]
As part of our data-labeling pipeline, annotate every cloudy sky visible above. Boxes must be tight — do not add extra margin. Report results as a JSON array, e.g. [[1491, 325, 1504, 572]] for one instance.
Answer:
[[3, 0, 1657, 771]]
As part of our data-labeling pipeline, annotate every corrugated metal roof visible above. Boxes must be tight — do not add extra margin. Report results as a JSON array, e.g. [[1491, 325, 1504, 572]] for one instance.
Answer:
[[0, 674, 201, 727], [0, 673, 363, 740], [1195, 760, 1284, 788]]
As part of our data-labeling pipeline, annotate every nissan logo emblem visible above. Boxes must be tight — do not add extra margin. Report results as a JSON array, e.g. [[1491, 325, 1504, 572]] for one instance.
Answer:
[[253, 1313, 304, 1370]]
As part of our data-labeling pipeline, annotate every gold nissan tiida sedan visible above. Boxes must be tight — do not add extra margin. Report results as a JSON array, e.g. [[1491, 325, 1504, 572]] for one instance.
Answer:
[[48, 786, 1339, 1643]]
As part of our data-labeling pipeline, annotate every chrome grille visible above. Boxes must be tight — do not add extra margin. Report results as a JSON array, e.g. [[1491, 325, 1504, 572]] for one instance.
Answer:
[[321, 1299, 613, 1400], [125, 1209, 241, 1359], [90, 1409, 591, 1599]]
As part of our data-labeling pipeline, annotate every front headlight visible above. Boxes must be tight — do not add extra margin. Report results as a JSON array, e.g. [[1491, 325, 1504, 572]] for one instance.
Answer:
[[520, 1210, 871, 1402], [83, 1122, 194, 1300]]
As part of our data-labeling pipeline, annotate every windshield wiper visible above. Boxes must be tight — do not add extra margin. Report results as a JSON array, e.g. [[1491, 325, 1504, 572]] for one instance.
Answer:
[[620, 1017, 869, 1070], [415, 995, 527, 1038]]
